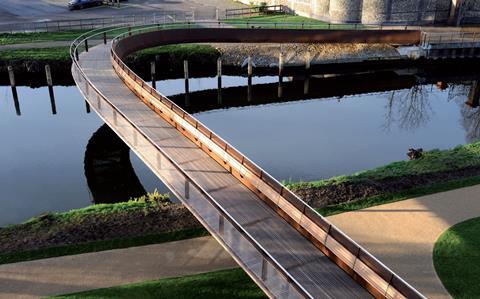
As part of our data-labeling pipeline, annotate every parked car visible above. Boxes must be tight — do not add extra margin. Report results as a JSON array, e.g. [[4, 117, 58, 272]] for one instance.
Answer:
[[68, 0, 103, 10]]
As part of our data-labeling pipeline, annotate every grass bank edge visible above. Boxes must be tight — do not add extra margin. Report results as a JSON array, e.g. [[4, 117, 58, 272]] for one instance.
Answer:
[[286, 141, 480, 216], [0, 198, 208, 265], [316, 175, 480, 216]]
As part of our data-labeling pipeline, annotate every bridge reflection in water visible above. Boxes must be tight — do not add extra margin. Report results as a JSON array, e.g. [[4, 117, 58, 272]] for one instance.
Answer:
[[71, 24, 433, 298], [84, 124, 147, 204]]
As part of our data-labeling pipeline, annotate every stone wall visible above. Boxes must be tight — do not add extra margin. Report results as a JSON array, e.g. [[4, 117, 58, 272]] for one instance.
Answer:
[[462, 0, 480, 23], [329, 0, 362, 23], [236, 0, 480, 24]]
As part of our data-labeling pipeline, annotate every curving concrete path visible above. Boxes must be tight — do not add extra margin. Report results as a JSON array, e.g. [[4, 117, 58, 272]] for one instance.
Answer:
[[0, 236, 236, 299], [328, 184, 480, 299]]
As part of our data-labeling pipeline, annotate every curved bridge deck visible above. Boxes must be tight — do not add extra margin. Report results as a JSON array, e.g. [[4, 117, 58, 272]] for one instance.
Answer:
[[77, 40, 368, 299], [72, 25, 426, 299]]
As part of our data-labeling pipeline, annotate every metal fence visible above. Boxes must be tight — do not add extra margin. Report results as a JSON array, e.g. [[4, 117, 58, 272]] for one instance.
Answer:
[[0, 11, 198, 33], [225, 5, 288, 19]]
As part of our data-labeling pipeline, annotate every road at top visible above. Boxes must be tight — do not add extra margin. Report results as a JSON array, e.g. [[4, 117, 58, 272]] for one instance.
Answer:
[[0, 0, 245, 25]]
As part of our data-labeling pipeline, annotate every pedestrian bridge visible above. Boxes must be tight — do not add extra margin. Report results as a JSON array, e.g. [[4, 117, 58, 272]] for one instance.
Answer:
[[71, 22, 424, 298]]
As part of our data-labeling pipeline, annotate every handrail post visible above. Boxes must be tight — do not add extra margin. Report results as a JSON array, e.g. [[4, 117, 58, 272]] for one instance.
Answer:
[[84, 39, 89, 52], [185, 180, 190, 199], [151, 61, 156, 89], [103, 32, 107, 45]]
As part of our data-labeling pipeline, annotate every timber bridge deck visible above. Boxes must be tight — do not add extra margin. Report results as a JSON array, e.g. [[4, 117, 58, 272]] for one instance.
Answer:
[[71, 22, 425, 298]]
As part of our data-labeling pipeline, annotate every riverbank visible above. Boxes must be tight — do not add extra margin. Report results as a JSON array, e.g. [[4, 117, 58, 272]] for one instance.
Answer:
[[288, 141, 480, 215], [4, 142, 480, 264], [0, 199, 205, 265]]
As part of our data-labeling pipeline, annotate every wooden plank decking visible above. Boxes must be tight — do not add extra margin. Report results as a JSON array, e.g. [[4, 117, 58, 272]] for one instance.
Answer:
[[76, 42, 371, 298]]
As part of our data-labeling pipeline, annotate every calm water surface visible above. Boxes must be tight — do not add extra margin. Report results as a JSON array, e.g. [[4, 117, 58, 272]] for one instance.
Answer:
[[0, 74, 478, 225]]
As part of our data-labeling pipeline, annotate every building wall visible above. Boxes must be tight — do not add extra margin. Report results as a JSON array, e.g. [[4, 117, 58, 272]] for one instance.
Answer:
[[329, 0, 362, 23], [236, 0, 480, 24]]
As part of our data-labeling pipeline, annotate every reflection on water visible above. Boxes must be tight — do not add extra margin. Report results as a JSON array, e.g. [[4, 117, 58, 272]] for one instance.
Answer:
[[1, 69, 480, 225], [0, 86, 163, 225], [188, 77, 480, 182]]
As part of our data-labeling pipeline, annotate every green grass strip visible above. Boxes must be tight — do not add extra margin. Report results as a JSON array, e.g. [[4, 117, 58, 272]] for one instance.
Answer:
[[0, 31, 90, 45], [433, 217, 480, 299], [0, 227, 208, 265], [51, 268, 266, 299], [317, 175, 480, 216], [0, 47, 70, 61]]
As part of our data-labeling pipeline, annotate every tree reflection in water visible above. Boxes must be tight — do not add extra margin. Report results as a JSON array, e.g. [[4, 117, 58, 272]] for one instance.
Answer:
[[383, 81, 480, 143], [383, 84, 432, 131]]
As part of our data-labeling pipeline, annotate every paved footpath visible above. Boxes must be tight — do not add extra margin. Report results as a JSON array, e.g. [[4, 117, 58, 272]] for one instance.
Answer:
[[0, 236, 236, 299], [328, 184, 480, 299]]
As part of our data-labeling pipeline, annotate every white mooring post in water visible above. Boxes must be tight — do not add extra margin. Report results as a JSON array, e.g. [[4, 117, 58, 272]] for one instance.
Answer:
[[305, 51, 311, 72], [184, 60, 190, 106], [184, 60, 189, 93], [247, 56, 253, 102], [278, 52, 284, 77], [8, 66, 15, 88], [45, 65, 53, 87], [217, 58, 222, 104]]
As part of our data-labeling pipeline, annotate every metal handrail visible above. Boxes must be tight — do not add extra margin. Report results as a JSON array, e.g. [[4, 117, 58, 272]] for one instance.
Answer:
[[109, 22, 425, 299], [72, 21, 426, 299], [71, 22, 313, 299]]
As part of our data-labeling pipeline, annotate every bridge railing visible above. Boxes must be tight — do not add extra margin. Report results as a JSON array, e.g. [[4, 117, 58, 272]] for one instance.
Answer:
[[106, 23, 424, 299], [70, 23, 313, 299], [421, 31, 480, 47]]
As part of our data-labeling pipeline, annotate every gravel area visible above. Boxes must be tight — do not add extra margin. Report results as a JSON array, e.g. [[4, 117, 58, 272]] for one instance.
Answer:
[[210, 42, 401, 67]]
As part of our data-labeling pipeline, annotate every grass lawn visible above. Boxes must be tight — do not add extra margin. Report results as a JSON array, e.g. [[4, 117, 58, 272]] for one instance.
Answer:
[[52, 268, 265, 299], [0, 31, 90, 45], [224, 13, 365, 29], [433, 217, 480, 299], [0, 47, 70, 61]]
